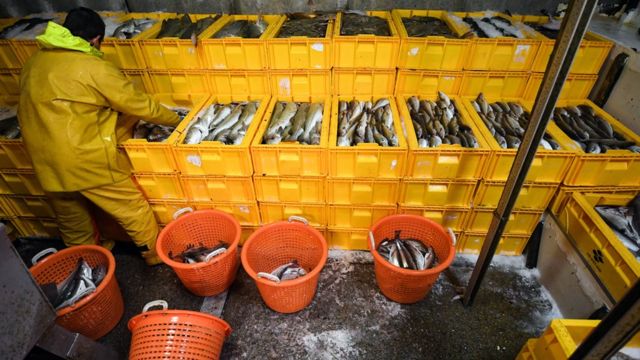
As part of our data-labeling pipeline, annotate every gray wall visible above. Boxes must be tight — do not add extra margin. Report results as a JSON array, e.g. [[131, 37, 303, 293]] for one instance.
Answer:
[[0, 0, 563, 18]]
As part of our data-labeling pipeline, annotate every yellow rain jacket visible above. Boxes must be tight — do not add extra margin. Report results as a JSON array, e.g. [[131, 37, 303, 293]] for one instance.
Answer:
[[18, 22, 180, 192]]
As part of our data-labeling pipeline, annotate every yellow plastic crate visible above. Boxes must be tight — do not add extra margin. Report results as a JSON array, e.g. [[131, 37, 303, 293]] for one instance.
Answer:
[[0, 195, 15, 218], [0, 96, 32, 169], [0, 18, 24, 69], [397, 94, 491, 179], [139, 14, 225, 69], [14, 216, 59, 238], [550, 186, 639, 216], [333, 11, 400, 69], [121, 70, 153, 93], [0, 69, 20, 96], [457, 231, 529, 255], [253, 176, 325, 204], [524, 73, 597, 101], [101, 12, 171, 69], [399, 179, 477, 207], [328, 204, 396, 229], [332, 68, 396, 96], [173, 94, 269, 176], [326, 178, 399, 206], [266, 15, 334, 69], [148, 199, 190, 225], [532, 319, 640, 359], [133, 172, 185, 200], [191, 201, 261, 226], [0, 217, 22, 239], [327, 227, 370, 250], [207, 70, 271, 96], [199, 14, 281, 70], [465, 208, 543, 235], [181, 176, 256, 202], [397, 205, 469, 232], [0, 170, 44, 195], [240, 225, 259, 245], [259, 202, 326, 227], [516, 339, 537, 360], [392, 10, 470, 70], [147, 70, 210, 94], [510, 14, 613, 74], [395, 70, 463, 96], [329, 95, 407, 178], [5, 195, 55, 218], [459, 71, 530, 98], [552, 99, 640, 186], [450, 12, 540, 71], [474, 180, 557, 210], [461, 96, 575, 183], [122, 93, 208, 173], [559, 192, 640, 301]]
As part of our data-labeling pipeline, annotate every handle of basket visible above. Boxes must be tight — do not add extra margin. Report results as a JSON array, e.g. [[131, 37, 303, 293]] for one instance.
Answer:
[[369, 231, 376, 251], [143, 300, 168, 313], [447, 228, 457, 246], [31, 248, 57, 265], [204, 248, 227, 262], [257, 272, 281, 283], [288, 216, 309, 225], [173, 207, 194, 220]]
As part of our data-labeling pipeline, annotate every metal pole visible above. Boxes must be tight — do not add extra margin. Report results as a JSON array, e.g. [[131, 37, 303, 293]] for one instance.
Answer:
[[569, 280, 640, 359], [462, 0, 598, 307]]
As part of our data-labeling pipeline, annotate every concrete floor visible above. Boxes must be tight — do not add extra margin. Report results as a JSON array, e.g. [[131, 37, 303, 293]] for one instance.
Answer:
[[18, 240, 560, 359]]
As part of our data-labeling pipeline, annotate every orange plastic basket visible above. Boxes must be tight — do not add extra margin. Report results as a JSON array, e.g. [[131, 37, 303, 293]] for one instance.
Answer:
[[29, 245, 123, 340], [157, 208, 241, 296], [128, 300, 232, 360], [241, 216, 328, 313], [369, 214, 456, 304]]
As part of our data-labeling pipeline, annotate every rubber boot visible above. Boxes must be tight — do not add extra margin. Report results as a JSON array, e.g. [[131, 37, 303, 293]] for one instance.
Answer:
[[139, 244, 162, 266]]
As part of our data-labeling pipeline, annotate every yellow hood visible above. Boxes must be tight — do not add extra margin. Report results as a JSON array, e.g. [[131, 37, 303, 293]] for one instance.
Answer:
[[36, 22, 103, 57]]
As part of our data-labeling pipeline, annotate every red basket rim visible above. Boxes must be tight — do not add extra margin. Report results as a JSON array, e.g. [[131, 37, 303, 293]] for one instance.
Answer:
[[241, 221, 328, 288], [156, 209, 241, 269], [29, 245, 116, 317], [127, 309, 232, 337], [368, 214, 456, 276]]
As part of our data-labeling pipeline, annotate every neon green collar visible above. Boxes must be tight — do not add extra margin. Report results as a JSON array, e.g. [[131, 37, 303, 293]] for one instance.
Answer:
[[36, 22, 103, 57]]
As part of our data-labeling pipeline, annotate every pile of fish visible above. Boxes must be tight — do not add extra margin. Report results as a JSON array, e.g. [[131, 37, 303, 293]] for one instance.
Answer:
[[277, 13, 332, 38], [407, 91, 479, 148], [0, 17, 52, 39], [337, 98, 398, 147], [460, 15, 525, 38], [471, 93, 561, 150], [526, 14, 562, 39], [40, 257, 106, 310], [340, 12, 390, 36], [402, 16, 457, 38], [595, 195, 640, 260], [377, 231, 437, 271], [553, 105, 640, 154], [257, 259, 307, 283], [110, 18, 157, 39], [156, 14, 219, 39], [212, 18, 267, 39], [169, 243, 228, 264], [0, 107, 20, 139], [133, 107, 189, 142], [262, 102, 323, 145], [183, 101, 259, 145]]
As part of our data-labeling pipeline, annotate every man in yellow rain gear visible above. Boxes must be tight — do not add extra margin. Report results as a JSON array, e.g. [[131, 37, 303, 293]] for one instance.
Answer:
[[18, 8, 180, 265]]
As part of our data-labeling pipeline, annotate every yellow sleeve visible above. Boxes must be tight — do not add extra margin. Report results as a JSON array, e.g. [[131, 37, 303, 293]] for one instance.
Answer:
[[93, 62, 181, 127]]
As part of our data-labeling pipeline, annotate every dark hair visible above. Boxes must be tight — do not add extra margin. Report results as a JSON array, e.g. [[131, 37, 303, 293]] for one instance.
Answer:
[[63, 7, 105, 41]]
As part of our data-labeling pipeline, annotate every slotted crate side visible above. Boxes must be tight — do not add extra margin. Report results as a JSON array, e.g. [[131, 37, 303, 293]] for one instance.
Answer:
[[133, 172, 185, 200], [190, 201, 261, 226], [395, 70, 463, 96], [515, 339, 536, 360], [181, 176, 256, 202], [266, 15, 334, 70], [474, 181, 557, 210], [397, 205, 469, 232], [0, 170, 44, 196], [457, 232, 530, 256], [147, 70, 210, 94], [122, 70, 153, 93], [327, 228, 370, 250], [333, 68, 396, 96], [399, 179, 477, 207], [459, 71, 530, 99], [464, 208, 543, 235], [5, 195, 56, 218], [326, 178, 399, 206], [550, 186, 640, 216], [0, 69, 20, 96], [253, 176, 325, 204], [149, 199, 190, 225], [524, 73, 597, 101], [0, 96, 32, 170], [0, 19, 24, 68], [0, 195, 15, 217], [258, 202, 327, 227], [14, 217, 60, 238], [328, 204, 397, 229]]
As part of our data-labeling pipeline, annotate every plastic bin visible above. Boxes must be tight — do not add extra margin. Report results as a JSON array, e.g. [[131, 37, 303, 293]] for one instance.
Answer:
[[0, 96, 32, 169], [524, 73, 597, 101], [253, 176, 325, 204], [328, 204, 397, 229], [459, 71, 531, 98], [266, 15, 334, 69], [181, 176, 256, 202], [0, 170, 44, 195], [121, 69, 153, 93], [259, 202, 326, 227], [392, 10, 470, 70], [190, 201, 261, 226], [333, 68, 396, 96], [199, 15, 282, 70], [327, 227, 369, 250], [0, 18, 24, 68], [399, 179, 477, 207], [147, 70, 210, 94], [326, 178, 399, 206], [465, 208, 543, 235], [474, 180, 557, 210], [457, 231, 530, 255], [5, 195, 56, 218], [516, 339, 536, 360], [558, 192, 640, 301], [329, 95, 407, 178], [333, 11, 400, 69], [397, 205, 469, 232], [550, 186, 639, 216], [13, 217, 59, 237], [552, 99, 640, 187], [133, 172, 185, 200], [395, 70, 463, 96], [0, 69, 20, 96], [148, 199, 190, 225]]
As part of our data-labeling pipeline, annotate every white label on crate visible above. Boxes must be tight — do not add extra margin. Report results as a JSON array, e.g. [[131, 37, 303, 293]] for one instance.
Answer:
[[390, 160, 398, 170], [238, 206, 250, 213], [315, 64, 322, 68], [214, 64, 225, 69], [443, 76, 454, 81], [311, 43, 324, 52], [408, 47, 419, 56], [188, 47, 195, 54], [514, 45, 530, 64], [187, 155, 202, 167], [279, 78, 291, 96]]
